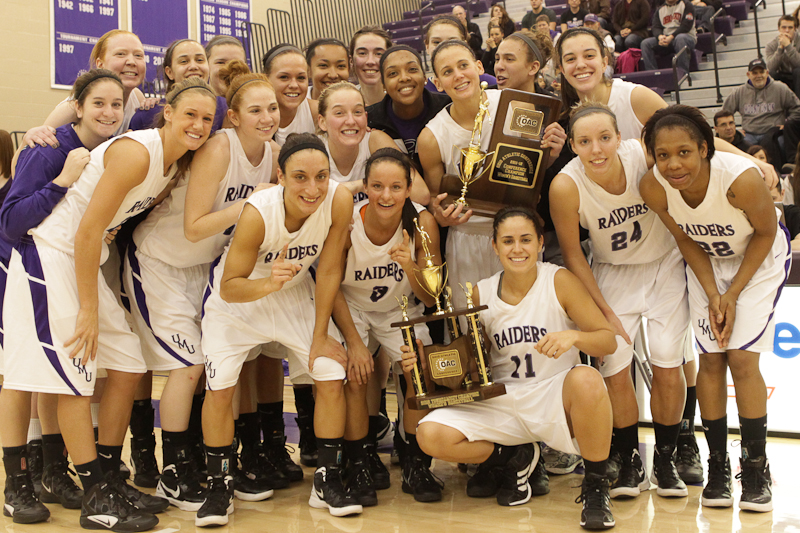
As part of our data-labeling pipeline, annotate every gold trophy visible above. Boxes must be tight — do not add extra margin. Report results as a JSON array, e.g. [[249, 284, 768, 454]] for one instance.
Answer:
[[391, 219, 506, 410], [455, 81, 494, 207]]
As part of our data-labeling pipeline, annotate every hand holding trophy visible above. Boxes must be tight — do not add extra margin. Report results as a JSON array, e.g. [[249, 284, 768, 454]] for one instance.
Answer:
[[391, 218, 505, 410]]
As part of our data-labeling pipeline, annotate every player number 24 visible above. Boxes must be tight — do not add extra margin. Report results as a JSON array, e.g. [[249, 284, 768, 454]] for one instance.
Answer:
[[611, 221, 642, 251]]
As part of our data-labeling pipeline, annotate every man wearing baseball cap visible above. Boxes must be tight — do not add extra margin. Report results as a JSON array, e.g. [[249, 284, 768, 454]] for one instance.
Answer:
[[723, 58, 800, 168], [584, 14, 616, 53]]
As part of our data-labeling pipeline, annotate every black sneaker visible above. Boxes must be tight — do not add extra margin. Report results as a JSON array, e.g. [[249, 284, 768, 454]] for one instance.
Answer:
[[364, 441, 390, 490], [402, 455, 443, 502], [264, 435, 303, 483], [496, 443, 537, 507], [195, 475, 234, 527], [609, 449, 649, 499], [108, 472, 169, 514], [130, 436, 160, 489], [232, 463, 274, 502], [576, 472, 615, 530], [675, 434, 704, 484], [3, 472, 50, 524], [27, 440, 44, 496], [80, 474, 158, 532], [188, 438, 207, 480], [118, 460, 131, 481], [466, 462, 499, 498], [308, 466, 363, 517], [701, 451, 732, 508], [606, 451, 622, 482], [40, 458, 84, 509], [529, 451, 550, 496], [296, 416, 318, 467], [155, 465, 206, 512], [344, 458, 378, 507], [650, 445, 688, 498], [737, 455, 772, 512]]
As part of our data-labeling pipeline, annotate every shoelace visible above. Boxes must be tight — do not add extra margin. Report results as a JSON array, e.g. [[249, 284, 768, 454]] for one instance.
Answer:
[[735, 464, 767, 490], [10, 475, 39, 505], [574, 477, 612, 507], [409, 459, 444, 489]]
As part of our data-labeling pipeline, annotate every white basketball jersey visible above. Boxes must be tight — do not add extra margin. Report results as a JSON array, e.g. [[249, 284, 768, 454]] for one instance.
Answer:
[[321, 133, 371, 203], [654, 152, 768, 259], [31, 129, 175, 264], [608, 79, 644, 142], [275, 99, 316, 146], [477, 262, 580, 385], [341, 199, 424, 313], [134, 128, 273, 268], [560, 139, 674, 265], [424, 89, 503, 235], [210, 180, 340, 293]]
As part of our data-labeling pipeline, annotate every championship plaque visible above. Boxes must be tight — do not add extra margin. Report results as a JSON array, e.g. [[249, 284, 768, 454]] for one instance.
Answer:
[[391, 220, 506, 410], [435, 88, 561, 217]]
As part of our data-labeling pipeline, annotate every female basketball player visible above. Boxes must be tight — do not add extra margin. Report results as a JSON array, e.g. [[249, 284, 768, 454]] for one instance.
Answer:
[[0, 69, 124, 523], [205, 35, 247, 98], [306, 38, 350, 100], [334, 149, 442, 504], [402, 206, 617, 530], [423, 16, 497, 93], [197, 133, 358, 525], [550, 103, 689, 500], [317, 81, 429, 204], [263, 44, 319, 146], [493, 29, 554, 95], [640, 105, 789, 513], [2, 76, 215, 530], [349, 26, 392, 106], [121, 60, 279, 511]]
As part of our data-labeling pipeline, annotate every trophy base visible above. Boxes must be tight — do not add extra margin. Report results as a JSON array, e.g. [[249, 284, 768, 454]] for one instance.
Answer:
[[407, 382, 506, 410], [439, 193, 508, 219]]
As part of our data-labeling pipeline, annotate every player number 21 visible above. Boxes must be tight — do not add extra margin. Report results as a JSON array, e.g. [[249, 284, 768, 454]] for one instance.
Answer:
[[510, 353, 536, 379]]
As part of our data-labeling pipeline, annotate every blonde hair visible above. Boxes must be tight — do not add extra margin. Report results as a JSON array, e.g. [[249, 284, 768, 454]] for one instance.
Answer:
[[317, 81, 364, 135], [90, 30, 141, 67]]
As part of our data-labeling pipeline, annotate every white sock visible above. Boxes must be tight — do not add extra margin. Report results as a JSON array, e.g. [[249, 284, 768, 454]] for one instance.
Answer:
[[27, 418, 42, 443], [91, 403, 100, 428]]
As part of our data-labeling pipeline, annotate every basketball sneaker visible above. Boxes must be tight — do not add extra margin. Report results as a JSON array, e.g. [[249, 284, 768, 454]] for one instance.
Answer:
[[402, 455, 443, 502], [155, 464, 206, 512], [130, 436, 160, 489], [296, 415, 318, 467], [40, 457, 84, 509], [675, 433, 704, 484], [107, 472, 169, 514], [737, 452, 772, 512], [701, 451, 733, 508], [529, 450, 551, 496], [344, 458, 378, 507], [609, 449, 649, 499], [3, 472, 50, 524], [577, 472, 615, 530], [309, 466, 363, 517], [263, 435, 303, 483], [27, 440, 44, 495], [650, 445, 688, 497], [496, 443, 537, 507], [80, 474, 158, 532], [466, 462, 499, 498], [364, 441, 390, 490], [542, 443, 583, 475], [195, 475, 234, 527]]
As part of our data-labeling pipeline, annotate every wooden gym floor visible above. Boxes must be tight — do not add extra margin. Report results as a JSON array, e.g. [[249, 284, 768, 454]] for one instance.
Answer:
[[2, 375, 799, 533]]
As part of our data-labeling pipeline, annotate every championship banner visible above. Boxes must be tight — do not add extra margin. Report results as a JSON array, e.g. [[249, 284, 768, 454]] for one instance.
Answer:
[[197, 0, 249, 45], [128, 0, 191, 93], [51, 0, 122, 89]]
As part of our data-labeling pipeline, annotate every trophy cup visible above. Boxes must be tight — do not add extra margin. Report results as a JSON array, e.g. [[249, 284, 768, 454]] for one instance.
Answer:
[[454, 81, 494, 207], [391, 219, 506, 410]]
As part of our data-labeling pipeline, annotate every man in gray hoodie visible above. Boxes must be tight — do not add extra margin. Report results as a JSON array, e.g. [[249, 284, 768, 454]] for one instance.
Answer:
[[765, 15, 800, 98], [723, 58, 800, 167]]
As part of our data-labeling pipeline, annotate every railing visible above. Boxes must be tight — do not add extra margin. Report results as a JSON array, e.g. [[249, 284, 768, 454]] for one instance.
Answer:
[[672, 46, 692, 104], [11, 131, 25, 151], [710, 8, 726, 104], [753, 0, 766, 59], [240, 21, 270, 73]]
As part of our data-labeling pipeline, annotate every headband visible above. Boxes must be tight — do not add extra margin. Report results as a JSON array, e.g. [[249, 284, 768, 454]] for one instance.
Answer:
[[569, 105, 617, 130], [379, 45, 423, 77], [168, 83, 215, 104], [76, 72, 121, 101], [509, 32, 543, 68], [264, 44, 302, 69], [278, 141, 329, 169], [229, 78, 266, 104]]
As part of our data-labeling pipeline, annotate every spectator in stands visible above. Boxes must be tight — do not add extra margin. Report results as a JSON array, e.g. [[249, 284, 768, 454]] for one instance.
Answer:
[[584, 0, 612, 30], [713, 109, 751, 151], [482, 21, 504, 76], [723, 58, 800, 168], [611, 0, 652, 52], [765, 15, 800, 98], [560, 0, 590, 33], [490, 3, 517, 38], [537, 14, 560, 39], [453, 5, 484, 58], [691, 0, 723, 33], [584, 14, 615, 53], [522, 0, 558, 31], [640, 0, 697, 75], [748, 144, 769, 163]]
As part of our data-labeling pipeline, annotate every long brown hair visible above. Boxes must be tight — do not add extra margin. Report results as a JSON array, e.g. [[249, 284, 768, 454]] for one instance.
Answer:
[[555, 27, 612, 119], [0, 130, 13, 179]]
